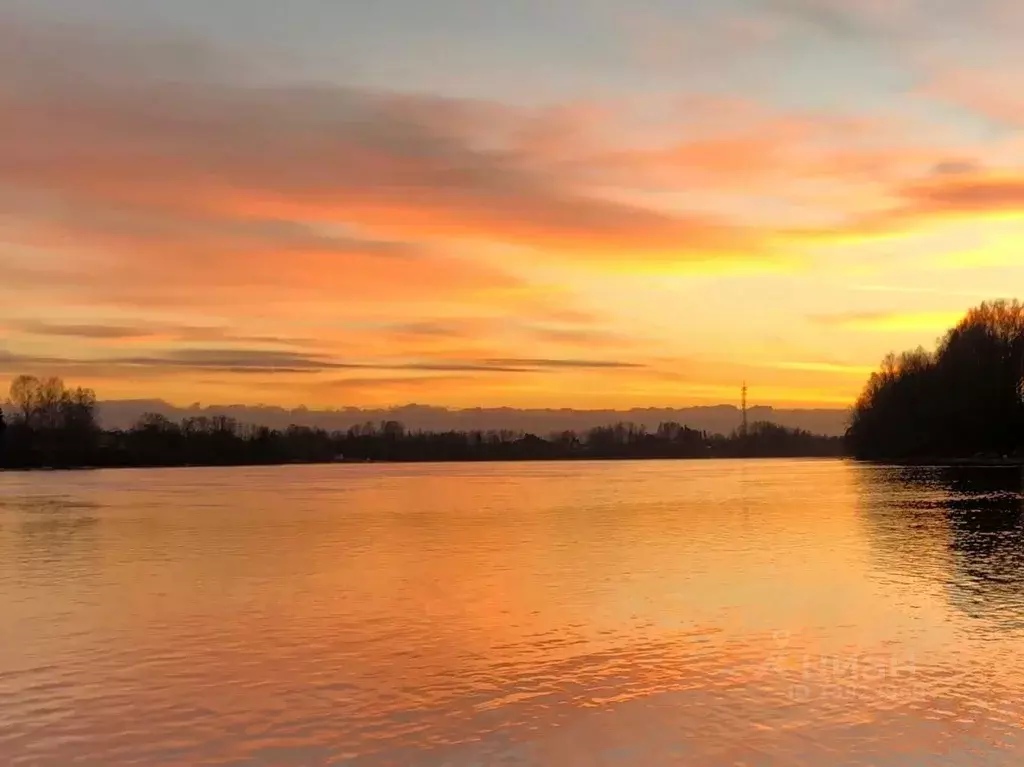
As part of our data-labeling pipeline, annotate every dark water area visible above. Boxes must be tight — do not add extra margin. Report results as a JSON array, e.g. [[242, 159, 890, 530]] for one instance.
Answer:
[[1, 460, 1022, 765]]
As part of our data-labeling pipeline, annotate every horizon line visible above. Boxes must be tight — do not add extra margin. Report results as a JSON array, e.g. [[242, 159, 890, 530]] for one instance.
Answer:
[[95, 399, 852, 413]]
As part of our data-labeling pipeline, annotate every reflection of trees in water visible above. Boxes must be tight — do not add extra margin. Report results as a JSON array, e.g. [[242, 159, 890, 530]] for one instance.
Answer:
[[854, 466, 954, 583], [855, 465, 1024, 629], [939, 469, 1024, 627]]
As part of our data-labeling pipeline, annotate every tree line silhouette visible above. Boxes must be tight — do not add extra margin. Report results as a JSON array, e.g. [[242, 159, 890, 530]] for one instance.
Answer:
[[0, 375, 842, 469], [848, 300, 1024, 461]]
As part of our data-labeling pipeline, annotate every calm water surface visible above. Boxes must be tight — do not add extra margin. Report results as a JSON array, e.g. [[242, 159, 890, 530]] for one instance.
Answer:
[[1, 459, 1023, 765]]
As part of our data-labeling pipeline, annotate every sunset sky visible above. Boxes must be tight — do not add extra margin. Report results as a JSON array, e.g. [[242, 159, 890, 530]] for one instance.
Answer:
[[3, 1, 1024, 409]]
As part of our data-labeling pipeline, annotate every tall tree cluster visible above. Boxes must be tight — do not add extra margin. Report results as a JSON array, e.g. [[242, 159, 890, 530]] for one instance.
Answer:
[[1, 375, 100, 467], [848, 300, 1024, 460]]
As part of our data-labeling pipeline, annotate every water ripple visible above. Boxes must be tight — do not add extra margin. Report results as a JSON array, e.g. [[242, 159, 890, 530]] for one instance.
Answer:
[[1, 461, 1023, 764]]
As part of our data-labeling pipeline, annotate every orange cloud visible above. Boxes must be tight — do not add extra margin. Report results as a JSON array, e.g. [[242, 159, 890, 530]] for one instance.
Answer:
[[3, 200, 523, 313], [923, 69, 1024, 128], [0, 19, 771, 271], [786, 169, 1024, 247], [4, 16, 1004, 283], [898, 174, 1024, 216], [575, 115, 947, 202]]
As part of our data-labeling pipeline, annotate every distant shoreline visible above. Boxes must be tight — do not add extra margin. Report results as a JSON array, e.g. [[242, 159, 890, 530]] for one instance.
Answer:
[[0, 453, 848, 473], [0, 377, 845, 469], [11, 456, 1023, 473]]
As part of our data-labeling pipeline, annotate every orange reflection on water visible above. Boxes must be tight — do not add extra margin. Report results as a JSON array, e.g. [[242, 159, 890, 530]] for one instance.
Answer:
[[1, 460, 1023, 765]]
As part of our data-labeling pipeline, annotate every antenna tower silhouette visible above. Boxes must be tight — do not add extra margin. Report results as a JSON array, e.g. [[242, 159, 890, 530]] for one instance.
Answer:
[[741, 382, 748, 437]]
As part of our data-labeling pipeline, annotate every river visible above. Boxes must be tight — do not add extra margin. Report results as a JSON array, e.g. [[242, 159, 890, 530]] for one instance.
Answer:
[[1, 459, 1022, 764]]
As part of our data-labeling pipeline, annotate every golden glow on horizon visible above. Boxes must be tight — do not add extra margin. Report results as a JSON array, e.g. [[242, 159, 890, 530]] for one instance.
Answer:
[[813, 312, 967, 334]]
